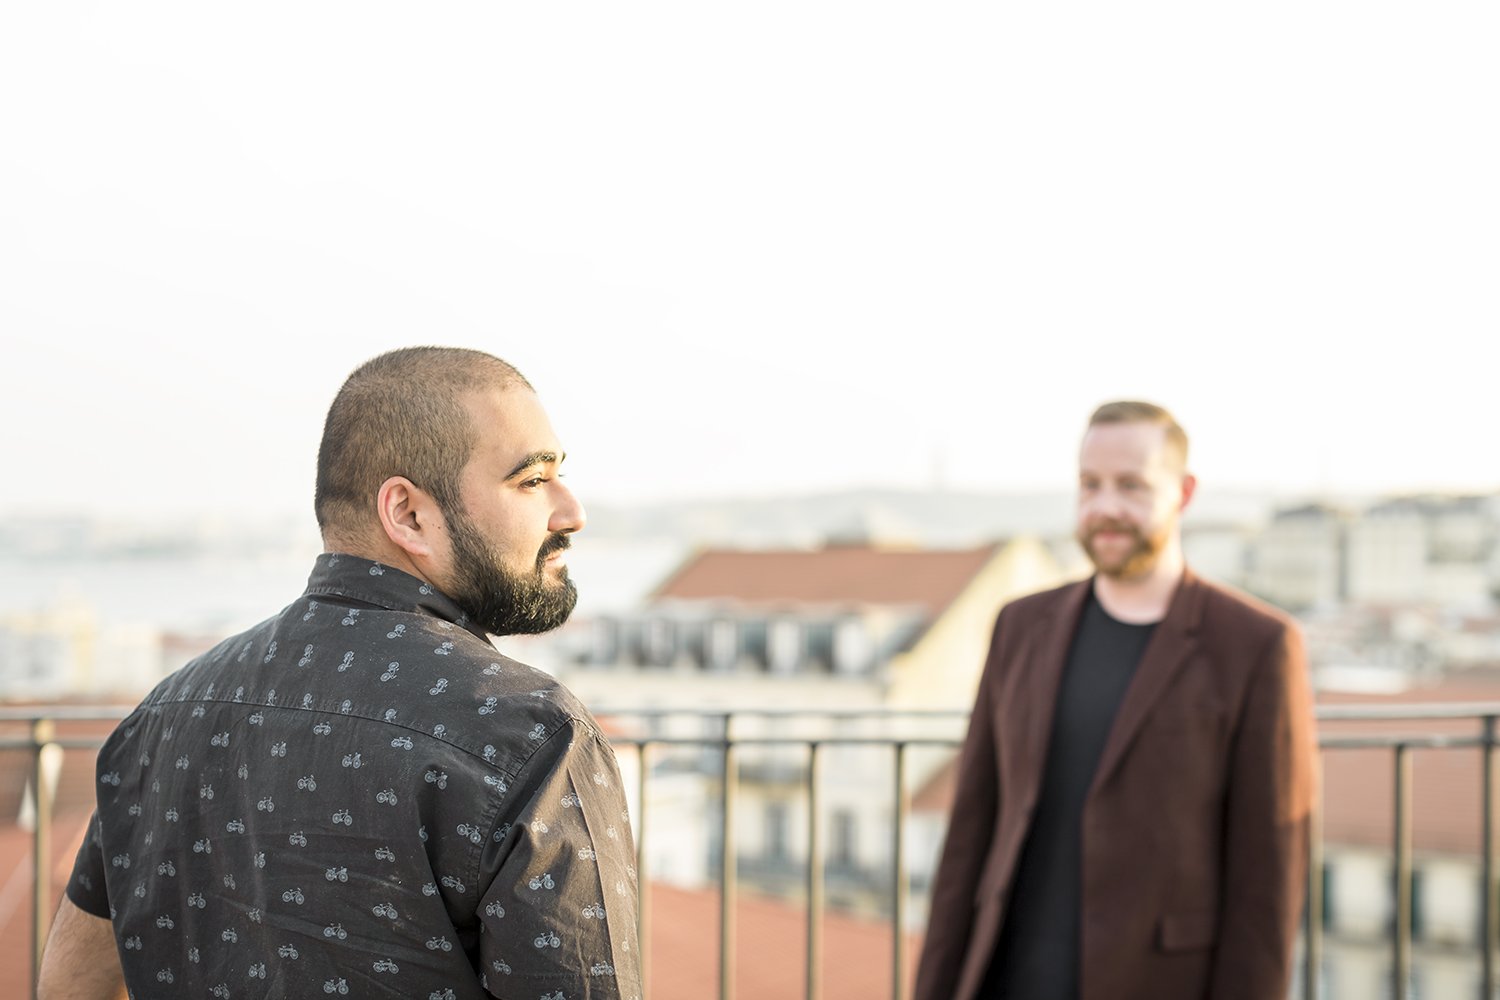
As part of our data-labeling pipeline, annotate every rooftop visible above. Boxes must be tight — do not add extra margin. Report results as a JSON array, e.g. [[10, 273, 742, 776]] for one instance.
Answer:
[[649, 543, 1006, 618]]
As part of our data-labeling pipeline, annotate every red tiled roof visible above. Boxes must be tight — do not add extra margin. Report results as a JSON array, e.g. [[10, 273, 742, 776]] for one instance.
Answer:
[[649, 544, 1004, 618], [646, 882, 921, 1000], [0, 811, 94, 999]]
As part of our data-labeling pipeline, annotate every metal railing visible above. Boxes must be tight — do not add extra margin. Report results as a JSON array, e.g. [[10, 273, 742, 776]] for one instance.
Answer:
[[600, 708, 960, 1000], [5, 703, 1500, 1000], [1309, 703, 1500, 1000], [0, 706, 132, 997]]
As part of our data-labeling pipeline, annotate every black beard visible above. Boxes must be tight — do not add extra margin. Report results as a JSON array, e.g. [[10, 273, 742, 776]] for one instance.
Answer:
[[444, 511, 577, 636]]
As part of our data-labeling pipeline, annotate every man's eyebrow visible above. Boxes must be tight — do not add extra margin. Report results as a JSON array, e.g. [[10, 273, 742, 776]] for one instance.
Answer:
[[505, 451, 564, 481]]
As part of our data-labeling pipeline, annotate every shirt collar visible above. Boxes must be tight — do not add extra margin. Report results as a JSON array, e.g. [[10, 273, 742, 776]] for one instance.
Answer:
[[302, 552, 491, 643]]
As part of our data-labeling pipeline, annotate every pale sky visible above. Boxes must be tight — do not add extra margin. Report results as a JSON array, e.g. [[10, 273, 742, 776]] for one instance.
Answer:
[[3, 2, 1496, 521]]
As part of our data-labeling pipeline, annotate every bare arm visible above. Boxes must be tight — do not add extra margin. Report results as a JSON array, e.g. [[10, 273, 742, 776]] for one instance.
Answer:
[[37, 895, 127, 1000]]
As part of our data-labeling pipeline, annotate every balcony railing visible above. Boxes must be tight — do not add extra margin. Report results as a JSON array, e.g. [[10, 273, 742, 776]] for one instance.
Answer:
[[4, 703, 1498, 1000]]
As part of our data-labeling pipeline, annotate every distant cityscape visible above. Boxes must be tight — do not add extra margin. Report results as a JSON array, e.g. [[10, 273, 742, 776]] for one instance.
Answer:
[[3, 487, 1497, 704], [0, 485, 1494, 704]]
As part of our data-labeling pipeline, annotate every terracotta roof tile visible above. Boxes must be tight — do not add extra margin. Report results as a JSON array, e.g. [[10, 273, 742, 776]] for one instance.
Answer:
[[645, 882, 921, 1000], [0, 811, 94, 999], [649, 544, 1004, 618]]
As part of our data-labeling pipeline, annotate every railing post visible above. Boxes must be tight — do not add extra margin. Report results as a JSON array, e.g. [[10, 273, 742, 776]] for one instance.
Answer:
[[1392, 744, 1412, 1000], [1484, 715, 1497, 1000], [31, 718, 57, 1000], [720, 719, 737, 1000], [806, 742, 823, 1000], [636, 740, 651, 996], [892, 742, 910, 1000]]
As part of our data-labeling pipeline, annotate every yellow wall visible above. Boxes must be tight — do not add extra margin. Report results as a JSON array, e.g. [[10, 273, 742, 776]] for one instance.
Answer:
[[883, 537, 1067, 710]]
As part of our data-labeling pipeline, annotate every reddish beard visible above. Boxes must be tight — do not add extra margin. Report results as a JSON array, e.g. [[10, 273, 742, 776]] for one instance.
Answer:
[[1076, 518, 1168, 579]]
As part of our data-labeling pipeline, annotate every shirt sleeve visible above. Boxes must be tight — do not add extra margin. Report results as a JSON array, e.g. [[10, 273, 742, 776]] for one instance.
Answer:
[[476, 723, 642, 1000], [64, 811, 112, 918]]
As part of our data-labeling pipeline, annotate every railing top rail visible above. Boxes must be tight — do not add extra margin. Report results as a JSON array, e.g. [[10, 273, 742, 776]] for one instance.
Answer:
[[605, 703, 1500, 722], [5, 701, 1500, 725], [0, 706, 136, 723], [1314, 702, 1500, 721], [595, 707, 970, 719]]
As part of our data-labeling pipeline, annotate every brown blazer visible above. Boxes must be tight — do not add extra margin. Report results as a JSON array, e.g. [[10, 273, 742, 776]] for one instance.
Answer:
[[914, 571, 1316, 1000]]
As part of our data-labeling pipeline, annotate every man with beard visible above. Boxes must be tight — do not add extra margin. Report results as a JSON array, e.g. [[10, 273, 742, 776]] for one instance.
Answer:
[[40, 348, 642, 1000], [914, 401, 1315, 1000]]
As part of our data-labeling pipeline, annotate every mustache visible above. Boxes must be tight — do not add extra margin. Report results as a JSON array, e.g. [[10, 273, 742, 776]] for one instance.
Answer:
[[536, 533, 572, 564], [1084, 520, 1139, 538]]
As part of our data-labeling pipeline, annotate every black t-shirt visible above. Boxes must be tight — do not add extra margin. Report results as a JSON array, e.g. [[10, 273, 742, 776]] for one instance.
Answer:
[[983, 585, 1157, 1000]]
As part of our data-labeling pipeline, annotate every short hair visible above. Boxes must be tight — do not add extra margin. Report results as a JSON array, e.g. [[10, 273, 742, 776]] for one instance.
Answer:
[[1087, 400, 1189, 468], [315, 347, 532, 538]]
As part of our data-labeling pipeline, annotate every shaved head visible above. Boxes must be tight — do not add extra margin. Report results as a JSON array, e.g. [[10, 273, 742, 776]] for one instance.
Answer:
[[314, 347, 531, 543]]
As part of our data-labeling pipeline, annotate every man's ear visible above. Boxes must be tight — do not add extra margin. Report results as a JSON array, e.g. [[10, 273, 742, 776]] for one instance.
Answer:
[[376, 477, 444, 558], [1178, 472, 1198, 513]]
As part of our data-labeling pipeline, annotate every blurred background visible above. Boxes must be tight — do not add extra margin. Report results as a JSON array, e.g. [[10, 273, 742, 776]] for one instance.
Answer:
[[2, 3, 1497, 998]]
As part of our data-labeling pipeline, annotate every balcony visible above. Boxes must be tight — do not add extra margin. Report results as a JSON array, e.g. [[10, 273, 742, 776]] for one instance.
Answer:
[[4, 704, 1500, 1000]]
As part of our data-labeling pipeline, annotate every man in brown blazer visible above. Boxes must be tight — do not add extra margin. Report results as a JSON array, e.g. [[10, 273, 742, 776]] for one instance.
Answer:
[[915, 401, 1316, 1000]]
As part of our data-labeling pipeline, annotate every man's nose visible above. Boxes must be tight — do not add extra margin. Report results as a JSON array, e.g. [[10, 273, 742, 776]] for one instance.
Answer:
[[1088, 487, 1125, 518], [549, 481, 587, 534]]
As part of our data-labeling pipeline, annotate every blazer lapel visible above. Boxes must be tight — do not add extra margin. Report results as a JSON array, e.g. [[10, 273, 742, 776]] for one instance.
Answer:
[[1015, 579, 1093, 799], [1089, 570, 1207, 793]]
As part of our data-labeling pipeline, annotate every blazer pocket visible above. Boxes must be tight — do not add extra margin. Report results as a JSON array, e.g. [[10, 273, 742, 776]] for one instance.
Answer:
[[1157, 910, 1217, 952]]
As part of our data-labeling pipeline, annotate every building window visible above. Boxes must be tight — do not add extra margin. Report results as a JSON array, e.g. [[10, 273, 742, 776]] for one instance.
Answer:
[[739, 621, 768, 672], [832, 810, 857, 869], [765, 802, 790, 861], [803, 622, 835, 674], [1388, 864, 1425, 941], [644, 618, 676, 667]]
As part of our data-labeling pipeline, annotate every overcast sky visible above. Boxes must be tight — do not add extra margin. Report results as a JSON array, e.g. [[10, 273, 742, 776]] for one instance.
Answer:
[[3, 2, 1496, 521]]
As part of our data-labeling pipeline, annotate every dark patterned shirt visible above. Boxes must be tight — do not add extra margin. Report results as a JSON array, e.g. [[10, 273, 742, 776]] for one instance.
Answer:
[[67, 553, 641, 1000]]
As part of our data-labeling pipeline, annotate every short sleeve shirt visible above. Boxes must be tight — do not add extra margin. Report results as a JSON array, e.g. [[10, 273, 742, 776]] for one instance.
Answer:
[[67, 553, 642, 1000]]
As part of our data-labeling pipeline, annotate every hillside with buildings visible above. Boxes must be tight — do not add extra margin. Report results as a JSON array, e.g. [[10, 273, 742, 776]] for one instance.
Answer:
[[6, 488, 1496, 703]]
